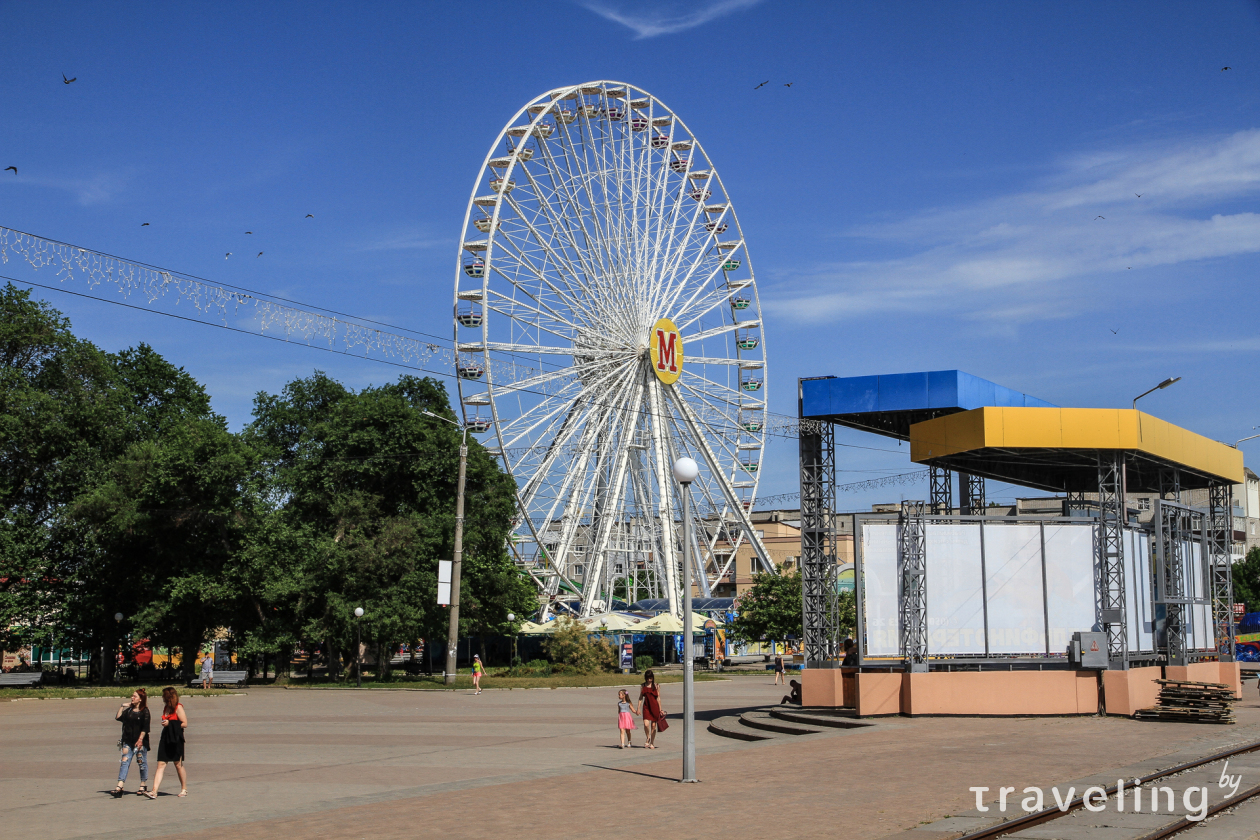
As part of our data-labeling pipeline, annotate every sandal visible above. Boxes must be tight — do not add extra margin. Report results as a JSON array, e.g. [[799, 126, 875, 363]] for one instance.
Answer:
[[112, 783, 125, 798], [137, 786, 148, 797], [178, 789, 187, 797], [143, 790, 156, 799]]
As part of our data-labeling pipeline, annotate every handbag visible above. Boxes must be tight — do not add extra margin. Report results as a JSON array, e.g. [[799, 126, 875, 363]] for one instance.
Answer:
[[656, 712, 669, 731]]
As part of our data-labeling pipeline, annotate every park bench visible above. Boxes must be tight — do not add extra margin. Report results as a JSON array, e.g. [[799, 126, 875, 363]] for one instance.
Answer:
[[186, 670, 249, 688], [0, 672, 47, 687]]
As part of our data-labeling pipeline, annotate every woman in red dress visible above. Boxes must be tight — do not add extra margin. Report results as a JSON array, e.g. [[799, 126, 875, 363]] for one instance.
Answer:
[[638, 669, 666, 749]]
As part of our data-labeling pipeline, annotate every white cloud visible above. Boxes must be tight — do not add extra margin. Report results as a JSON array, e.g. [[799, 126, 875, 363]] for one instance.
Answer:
[[579, 0, 762, 38], [356, 228, 449, 251], [766, 129, 1260, 324]]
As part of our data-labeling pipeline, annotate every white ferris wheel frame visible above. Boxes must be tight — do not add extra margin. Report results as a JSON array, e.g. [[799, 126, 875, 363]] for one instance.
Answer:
[[452, 80, 773, 618]]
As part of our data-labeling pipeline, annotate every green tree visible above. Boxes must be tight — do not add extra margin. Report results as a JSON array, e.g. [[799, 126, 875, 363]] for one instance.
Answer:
[[726, 566, 803, 644], [241, 371, 534, 677], [1, 285, 255, 679], [1234, 547, 1260, 613], [541, 617, 618, 673]]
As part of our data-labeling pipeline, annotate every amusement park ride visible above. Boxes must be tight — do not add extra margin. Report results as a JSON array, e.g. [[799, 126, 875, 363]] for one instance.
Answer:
[[451, 81, 774, 619]]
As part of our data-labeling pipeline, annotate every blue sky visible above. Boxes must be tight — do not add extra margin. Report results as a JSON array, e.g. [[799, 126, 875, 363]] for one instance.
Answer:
[[2, 1, 1259, 510]]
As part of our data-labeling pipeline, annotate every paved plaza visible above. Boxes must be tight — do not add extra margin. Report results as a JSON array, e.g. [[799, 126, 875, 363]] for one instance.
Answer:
[[3, 676, 1260, 840]]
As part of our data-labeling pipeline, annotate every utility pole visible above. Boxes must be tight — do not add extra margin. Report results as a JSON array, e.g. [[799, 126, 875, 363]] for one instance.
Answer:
[[425, 410, 469, 687]]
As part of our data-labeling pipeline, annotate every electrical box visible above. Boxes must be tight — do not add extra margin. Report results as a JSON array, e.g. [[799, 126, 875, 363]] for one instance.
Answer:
[[1069, 631, 1108, 669]]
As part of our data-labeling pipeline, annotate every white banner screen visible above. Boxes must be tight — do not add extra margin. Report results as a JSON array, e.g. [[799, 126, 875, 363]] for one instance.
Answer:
[[859, 524, 899, 656], [1041, 524, 1097, 653], [925, 525, 986, 654], [983, 524, 1048, 654]]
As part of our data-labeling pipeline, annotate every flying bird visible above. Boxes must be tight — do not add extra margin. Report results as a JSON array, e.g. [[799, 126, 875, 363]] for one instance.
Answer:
[[1135, 193, 1142, 198], [141, 222, 149, 226], [62, 74, 76, 84], [1222, 66, 1231, 71], [754, 80, 769, 90], [4, 166, 15, 174], [305, 213, 313, 218], [1110, 329, 1117, 334], [1094, 215, 1105, 220], [256, 251, 263, 257], [225, 252, 232, 259], [783, 82, 793, 87], [245, 231, 253, 234]]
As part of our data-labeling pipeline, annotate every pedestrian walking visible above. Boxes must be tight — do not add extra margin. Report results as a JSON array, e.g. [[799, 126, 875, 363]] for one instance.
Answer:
[[638, 669, 667, 749], [199, 651, 213, 690], [147, 687, 187, 798], [472, 654, 484, 694], [773, 654, 785, 684], [616, 689, 640, 748], [113, 689, 150, 797]]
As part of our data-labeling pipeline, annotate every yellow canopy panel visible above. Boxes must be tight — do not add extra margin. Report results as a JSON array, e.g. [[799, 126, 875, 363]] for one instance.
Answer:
[[909, 407, 1242, 492]]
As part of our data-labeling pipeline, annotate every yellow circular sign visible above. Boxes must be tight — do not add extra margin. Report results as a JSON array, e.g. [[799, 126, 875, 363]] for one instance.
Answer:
[[649, 317, 683, 385]]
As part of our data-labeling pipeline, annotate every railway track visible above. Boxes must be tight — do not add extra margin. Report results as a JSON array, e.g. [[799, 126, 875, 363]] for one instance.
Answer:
[[955, 738, 1260, 840]]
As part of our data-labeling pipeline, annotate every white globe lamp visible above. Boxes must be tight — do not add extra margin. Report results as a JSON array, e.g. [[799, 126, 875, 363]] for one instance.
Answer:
[[672, 457, 699, 485]]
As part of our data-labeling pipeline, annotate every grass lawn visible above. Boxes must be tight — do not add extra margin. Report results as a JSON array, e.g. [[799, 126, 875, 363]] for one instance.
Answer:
[[1, 685, 240, 701], [283, 672, 731, 691]]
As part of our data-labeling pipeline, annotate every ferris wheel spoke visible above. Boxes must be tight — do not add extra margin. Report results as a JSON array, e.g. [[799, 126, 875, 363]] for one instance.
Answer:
[[666, 387, 773, 574], [507, 164, 604, 289], [491, 209, 593, 316], [484, 290, 580, 340], [685, 320, 758, 344]]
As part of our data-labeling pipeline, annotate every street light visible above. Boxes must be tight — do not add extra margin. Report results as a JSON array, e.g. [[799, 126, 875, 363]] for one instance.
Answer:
[[354, 607, 364, 688], [507, 613, 517, 665], [1132, 376, 1181, 410], [423, 409, 470, 686], [1234, 430, 1260, 449], [672, 456, 699, 785]]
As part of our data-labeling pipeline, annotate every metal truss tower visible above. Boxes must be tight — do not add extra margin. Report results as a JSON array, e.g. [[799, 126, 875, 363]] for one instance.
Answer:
[[959, 473, 986, 515], [929, 466, 953, 516], [799, 419, 839, 667], [1207, 482, 1236, 661], [898, 500, 928, 672], [1096, 453, 1128, 668], [1157, 468, 1187, 667], [1064, 490, 1087, 517]]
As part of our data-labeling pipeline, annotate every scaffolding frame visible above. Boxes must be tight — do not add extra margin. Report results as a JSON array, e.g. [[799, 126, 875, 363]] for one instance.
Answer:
[[930, 466, 952, 516], [799, 417, 839, 667], [1208, 482, 1236, 661], [1096, 452, 1128, 668], [898, 500, 929, 672], [959, 472, 986, 515]]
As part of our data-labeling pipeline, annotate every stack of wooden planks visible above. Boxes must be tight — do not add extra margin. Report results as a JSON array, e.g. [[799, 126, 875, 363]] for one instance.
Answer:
[[1135, 679, 1236, 724]]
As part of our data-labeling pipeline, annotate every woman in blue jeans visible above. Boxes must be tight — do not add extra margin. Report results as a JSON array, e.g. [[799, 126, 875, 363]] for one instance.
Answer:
[[113, 688, 151, 797]]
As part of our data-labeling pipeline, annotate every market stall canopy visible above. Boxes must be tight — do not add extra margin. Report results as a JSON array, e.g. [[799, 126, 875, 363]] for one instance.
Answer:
[[581, 613, 642, 632], [635, 613, 722, 634]]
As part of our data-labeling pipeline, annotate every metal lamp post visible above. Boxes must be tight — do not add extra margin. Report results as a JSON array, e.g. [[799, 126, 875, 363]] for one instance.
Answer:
[[354, 607, 364, 688], [672, 456, 699, 784], [508, 613, 517, 664], [422, 409, 470, 686]]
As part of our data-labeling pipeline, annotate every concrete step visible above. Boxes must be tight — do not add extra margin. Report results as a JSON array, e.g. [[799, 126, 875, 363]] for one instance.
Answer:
[[707, 715, 773, 741], [770, 708, 872, 729], [738, 711, 822, 736]]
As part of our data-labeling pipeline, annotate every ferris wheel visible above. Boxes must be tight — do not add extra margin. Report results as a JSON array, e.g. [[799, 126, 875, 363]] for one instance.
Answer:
[[452, 81, 771, 618]]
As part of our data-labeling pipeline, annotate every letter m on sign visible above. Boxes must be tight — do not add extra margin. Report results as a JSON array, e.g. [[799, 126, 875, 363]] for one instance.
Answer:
[[656, 329, 678, 373]]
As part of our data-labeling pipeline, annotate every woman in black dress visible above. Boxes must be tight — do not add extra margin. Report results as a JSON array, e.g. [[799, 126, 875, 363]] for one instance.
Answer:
[[113, 689, 150, 797], [147, 686, 188, 798]]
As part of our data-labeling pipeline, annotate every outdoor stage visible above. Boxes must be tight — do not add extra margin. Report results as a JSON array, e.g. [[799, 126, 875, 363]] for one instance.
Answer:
[[797, 371, 1245, 715]]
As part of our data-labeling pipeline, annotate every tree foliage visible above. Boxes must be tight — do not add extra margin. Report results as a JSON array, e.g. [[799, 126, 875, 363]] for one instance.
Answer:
[[541, 617, 618, 673], [1, 285, 536, 678], [726, 566, 803, 643], [1235, 547, 1260, 613]]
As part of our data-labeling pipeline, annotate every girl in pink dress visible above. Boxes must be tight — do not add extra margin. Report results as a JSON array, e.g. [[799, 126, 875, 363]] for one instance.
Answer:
[[616, 689, 639, 748]]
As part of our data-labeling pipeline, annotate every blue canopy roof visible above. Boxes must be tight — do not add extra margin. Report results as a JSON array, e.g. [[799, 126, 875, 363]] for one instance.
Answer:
[[799, 370, 1055, 440]]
